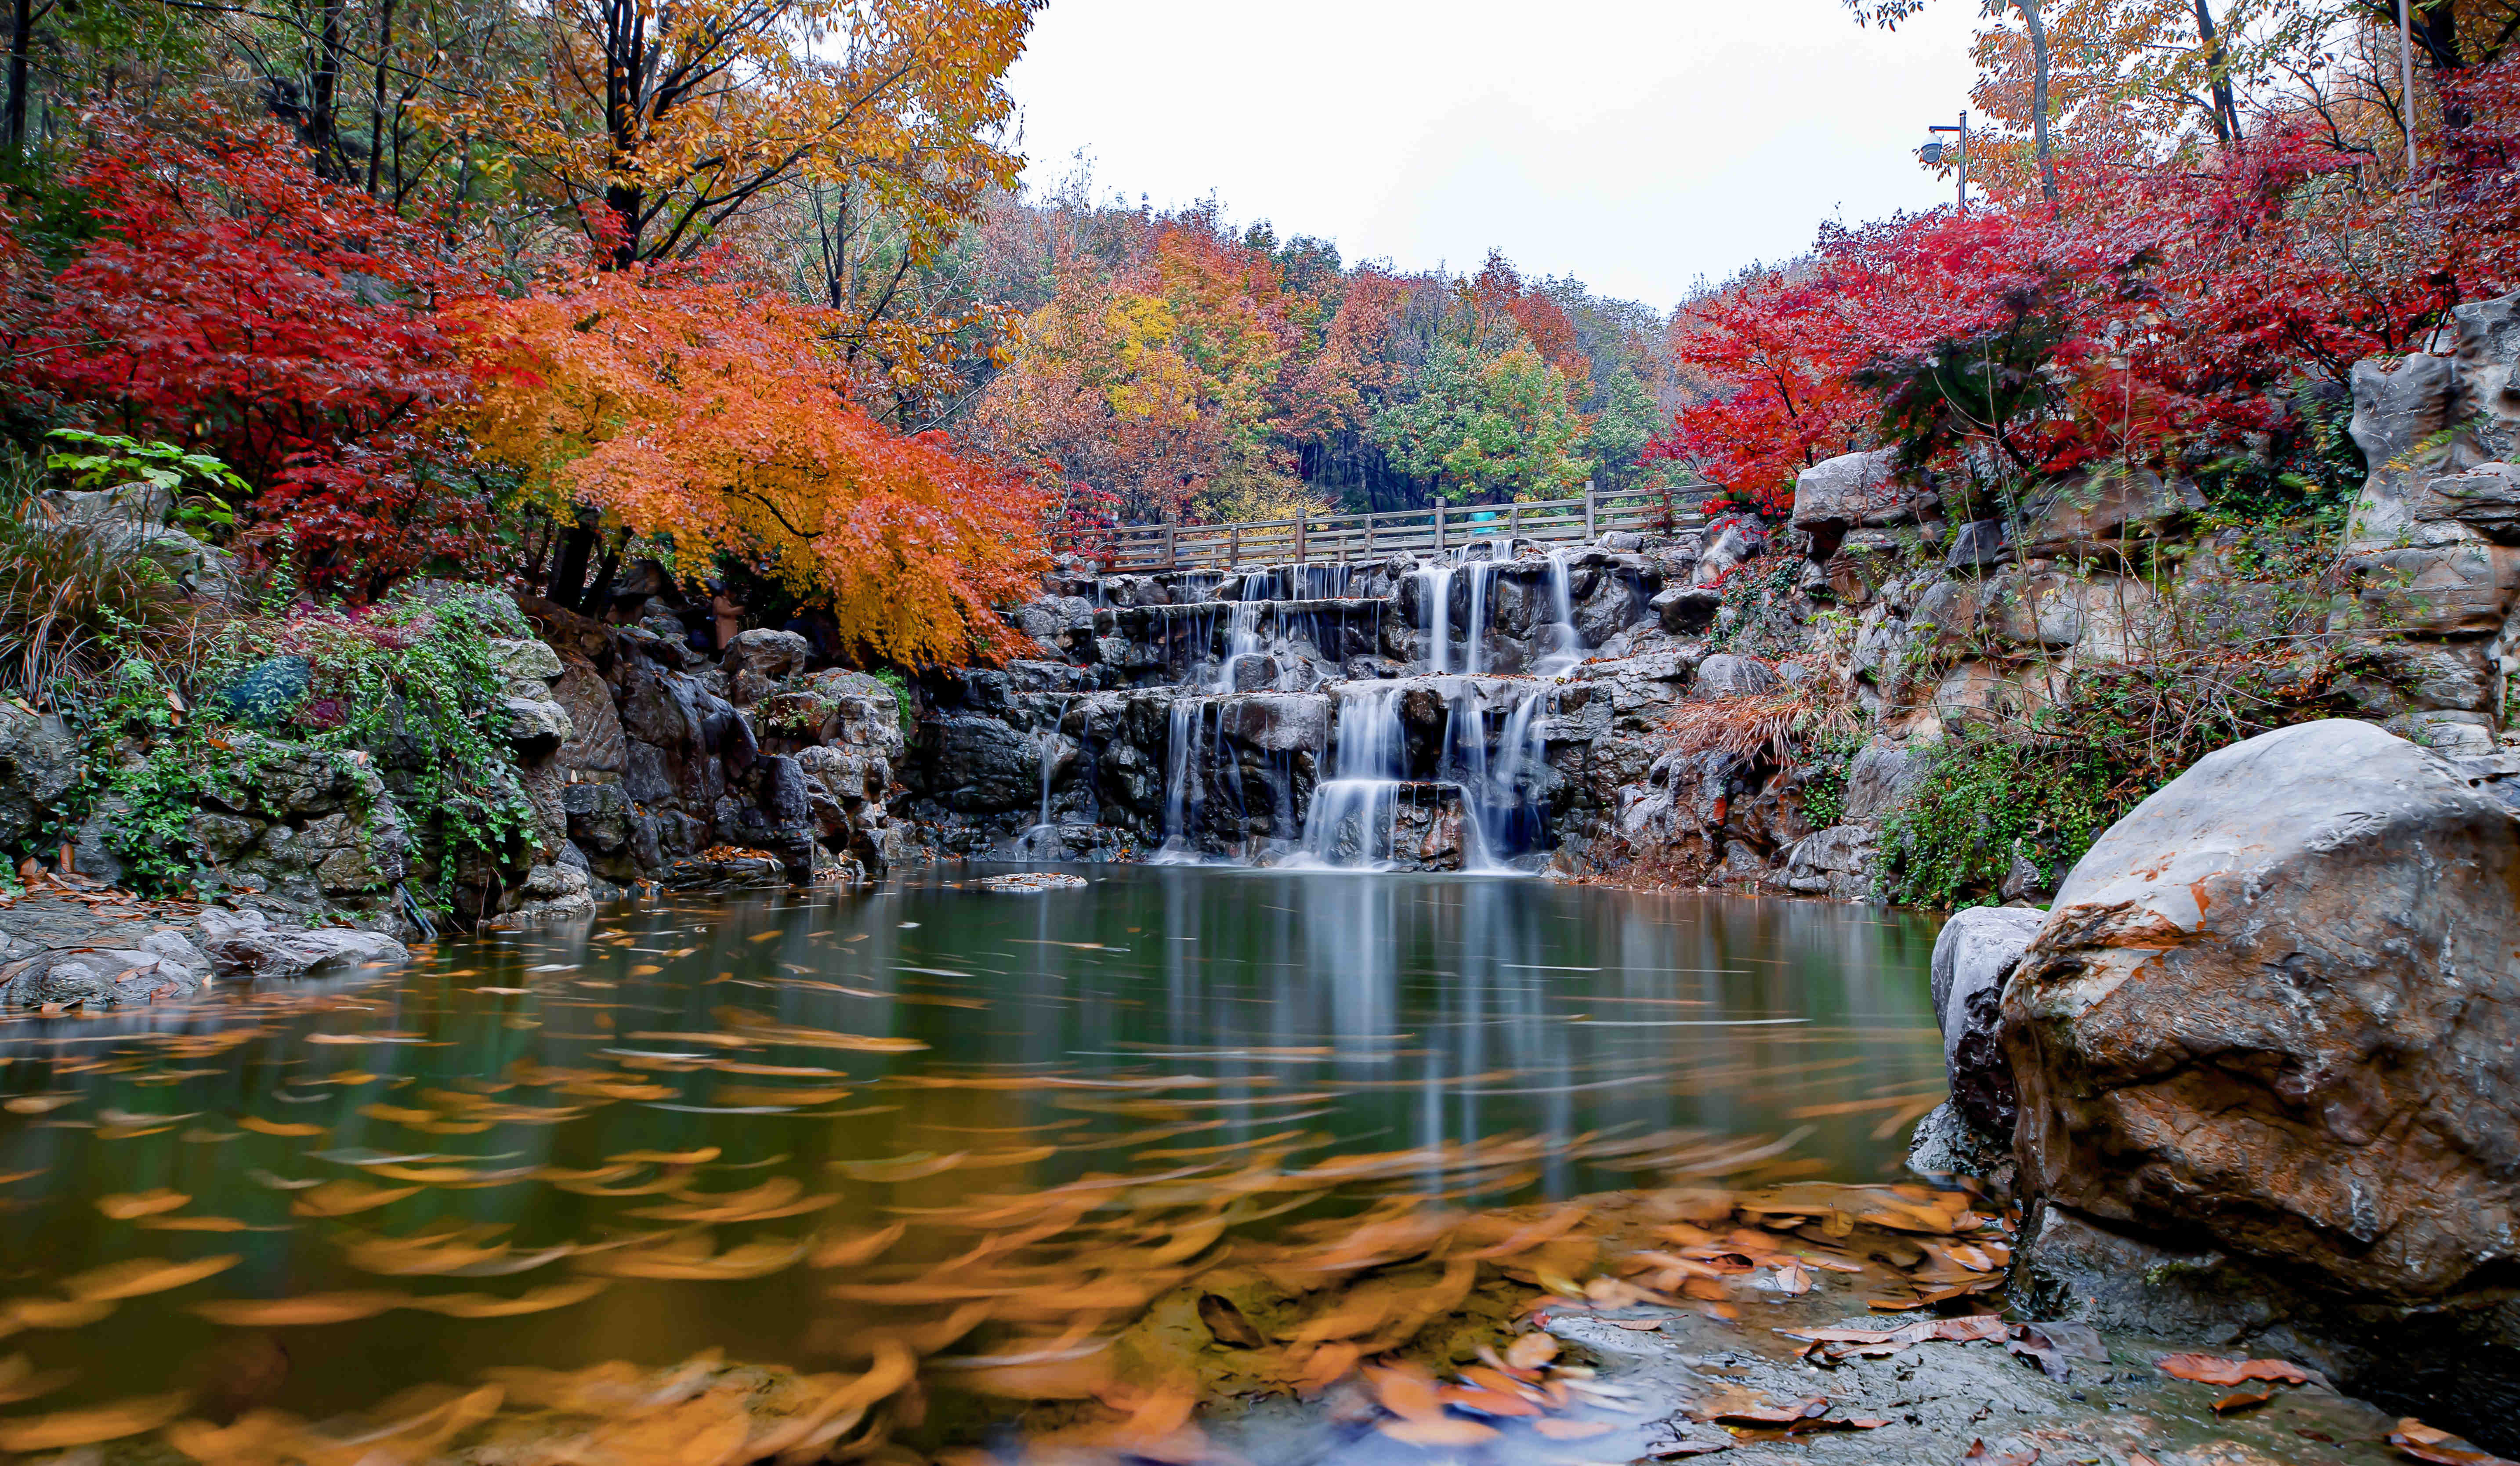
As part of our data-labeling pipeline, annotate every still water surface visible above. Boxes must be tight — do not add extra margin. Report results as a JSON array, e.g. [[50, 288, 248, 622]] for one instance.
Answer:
[[0, 867, 1940, 1420]]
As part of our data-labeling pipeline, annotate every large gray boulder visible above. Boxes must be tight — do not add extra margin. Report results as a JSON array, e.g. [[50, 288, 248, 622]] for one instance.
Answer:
[[2002, 717, 2520, 1442], [2008, 718, 2520, 1297], [1789, 449, 1909, 557]]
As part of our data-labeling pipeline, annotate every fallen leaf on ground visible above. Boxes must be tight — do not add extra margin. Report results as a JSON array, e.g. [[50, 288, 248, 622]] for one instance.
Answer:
[[2392, 1419, 2520, 1466], [1961, 1440, 2041, 1465], [2157, 1352, 2312, 1386], [2214, 1386, 2277, 1414]]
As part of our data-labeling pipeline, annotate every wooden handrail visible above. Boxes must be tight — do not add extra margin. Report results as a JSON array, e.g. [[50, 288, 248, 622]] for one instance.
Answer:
[[1052, 481, 1709, 573]]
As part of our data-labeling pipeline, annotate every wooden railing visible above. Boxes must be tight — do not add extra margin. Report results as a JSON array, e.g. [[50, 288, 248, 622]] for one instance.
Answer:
[[1054, 483, 1707, 574]]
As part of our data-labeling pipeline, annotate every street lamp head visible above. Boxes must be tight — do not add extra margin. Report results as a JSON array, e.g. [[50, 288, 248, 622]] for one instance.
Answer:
[[1919, 139, 1948, 165]]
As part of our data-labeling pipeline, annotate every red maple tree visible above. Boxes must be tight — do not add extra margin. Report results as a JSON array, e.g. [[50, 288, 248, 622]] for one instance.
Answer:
[[0, 109, 485, 596]]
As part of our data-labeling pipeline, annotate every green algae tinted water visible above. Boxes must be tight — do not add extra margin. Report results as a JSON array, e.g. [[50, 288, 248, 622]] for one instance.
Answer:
[[0, 867, 1939, 1420]]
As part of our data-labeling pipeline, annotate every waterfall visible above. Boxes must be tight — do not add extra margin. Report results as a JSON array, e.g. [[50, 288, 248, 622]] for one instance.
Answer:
[[1153, 696, 1206, 863], [1022, 697, 1072, 856], [1212, 602, 1262, 693], [1418, 564, 1456, 674], [1533, 547, 1583, 675], [1463, 554, 1503, 675], [1296, 683, 1408, 868]]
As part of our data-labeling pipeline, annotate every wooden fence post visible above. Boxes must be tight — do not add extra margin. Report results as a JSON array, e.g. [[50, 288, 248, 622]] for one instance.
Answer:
[[1164, 522, 1177, 569], [1294, 516, 1307, 565], [1582, 481, 1597, 540], [1365, 511, 1376, 558], [1508, 502, 1521, 539], [1229, 524, 1239, 568], [1434, 501, 1446, 553]]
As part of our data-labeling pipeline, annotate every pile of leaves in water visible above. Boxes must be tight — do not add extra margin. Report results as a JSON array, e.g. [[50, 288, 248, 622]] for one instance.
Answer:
[[0, 1160, 2020, 1464]]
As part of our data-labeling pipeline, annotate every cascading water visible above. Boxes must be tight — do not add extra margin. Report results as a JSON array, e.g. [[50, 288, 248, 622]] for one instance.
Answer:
[[1296, 682, 1408, 867], [1021, 697, 1073, 856], [1418, 563, 1457, 674], [1533, 547, 1583, 675]]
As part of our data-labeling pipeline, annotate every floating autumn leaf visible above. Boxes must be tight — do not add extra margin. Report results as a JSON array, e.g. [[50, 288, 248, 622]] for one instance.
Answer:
[[291, 1180, 420, 1218], [1362, 1361, 1444, 1422], [7, 1297, 116, 1329], [62, 1254, 240, 1301], [96, 1189, 190, 1219], [2391, 1419, 2520, 1466], [234, 1115, 324, 1140], [402, 1279, 609, 1318], [2156, 1353, 2313, 1386], [0, 1391, 189, 1452], [1535, 1418, 1615, 1441], [832, 1151, 966, 1182], [1438, 1383, 1540, 1418], [808, 1223, 906, 1269], [193, 1290, 408, 1326], [1377, 1415, 1500, 1446], [0, 1353, 75, 1406], [1690, 1388, 1830, 1426], [578, 1236, 806, 1281], [608, 1147, 721, 1166], [1504, 1333, 1559, 1370]]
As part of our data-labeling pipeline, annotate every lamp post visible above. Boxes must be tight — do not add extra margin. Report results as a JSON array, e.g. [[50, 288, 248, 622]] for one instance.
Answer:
[[1921, 112, 1969, 213]]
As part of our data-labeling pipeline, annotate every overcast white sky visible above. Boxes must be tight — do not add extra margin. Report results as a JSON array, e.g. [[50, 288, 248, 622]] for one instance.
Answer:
[[1006, 0, 1986, 310]]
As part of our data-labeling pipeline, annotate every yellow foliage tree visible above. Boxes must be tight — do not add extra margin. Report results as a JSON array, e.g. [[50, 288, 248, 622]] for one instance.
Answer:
[[455, 271, 1048, 666]]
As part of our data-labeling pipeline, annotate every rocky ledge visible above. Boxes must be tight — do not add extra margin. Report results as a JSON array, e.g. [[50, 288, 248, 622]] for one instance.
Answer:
[[1918, 716, 2520, 1452], [0, 876, 409, 1007]]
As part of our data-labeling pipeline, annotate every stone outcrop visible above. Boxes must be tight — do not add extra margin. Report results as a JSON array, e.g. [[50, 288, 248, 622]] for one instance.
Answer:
[[1999, 718, 2520, 1443], [196, 906, 409, 979]]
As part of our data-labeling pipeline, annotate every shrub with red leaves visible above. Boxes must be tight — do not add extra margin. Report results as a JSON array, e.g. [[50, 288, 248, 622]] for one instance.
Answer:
[[0, 109, 486, 597], [1653, 64, 2520, 521]]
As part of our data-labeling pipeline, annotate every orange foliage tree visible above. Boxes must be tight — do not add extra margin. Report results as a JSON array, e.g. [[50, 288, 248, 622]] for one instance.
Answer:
[[455, 271, 1047, 666]]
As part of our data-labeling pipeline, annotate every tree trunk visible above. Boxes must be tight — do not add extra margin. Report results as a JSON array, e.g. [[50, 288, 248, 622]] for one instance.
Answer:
[[309, 0, 345, 178], [2017, 0, 2061, 206], [365, 0, 394, 195], [598, 0, 644, 267], [3, 0, 29, 157], [579, 536, 624, 615], [549, 520, 597, 606], [2194, 0, 2241, 147]]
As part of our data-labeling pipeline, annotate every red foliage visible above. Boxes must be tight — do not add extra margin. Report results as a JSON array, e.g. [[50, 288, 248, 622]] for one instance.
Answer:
[[0, 110, 485, 595], [1652, 63, 2520, 518]]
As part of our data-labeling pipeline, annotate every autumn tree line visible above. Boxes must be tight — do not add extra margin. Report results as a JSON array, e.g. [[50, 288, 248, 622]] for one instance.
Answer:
[[0, 0, 2513, 672]]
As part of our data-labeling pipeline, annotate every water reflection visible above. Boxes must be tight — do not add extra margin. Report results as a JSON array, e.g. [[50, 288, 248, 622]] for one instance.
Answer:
[[0, 868, 1940, 1431]]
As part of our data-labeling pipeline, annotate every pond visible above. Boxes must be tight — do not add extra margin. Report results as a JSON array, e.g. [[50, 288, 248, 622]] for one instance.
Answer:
[[0, 867, 1942, 1443]]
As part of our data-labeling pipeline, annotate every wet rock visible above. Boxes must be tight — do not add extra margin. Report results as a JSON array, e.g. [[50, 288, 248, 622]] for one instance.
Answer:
[[722, 628, 812, 706], [2016, 470, 2205, 560], [487, 636, 565, 686], [1944, 518, 2009, 572], [1932, 905, 2044, 1136], [496, 859, 596, 927], [195, 907, 409, 978], [2459, 287, 2520, 456], [0, 704, 78, 852], [1907, 1100, 2013, 1185], [2348, 351, 2491, 547], [2008, 719, 2520, 1309], [1842, 742, 1920, 821], [553, 657, 628, 773], [1776, 824, 1874, 901], [1691, 654, 1781, 699], [1649, 584, 1720, 634], [1789, 449, 1908, 558]]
